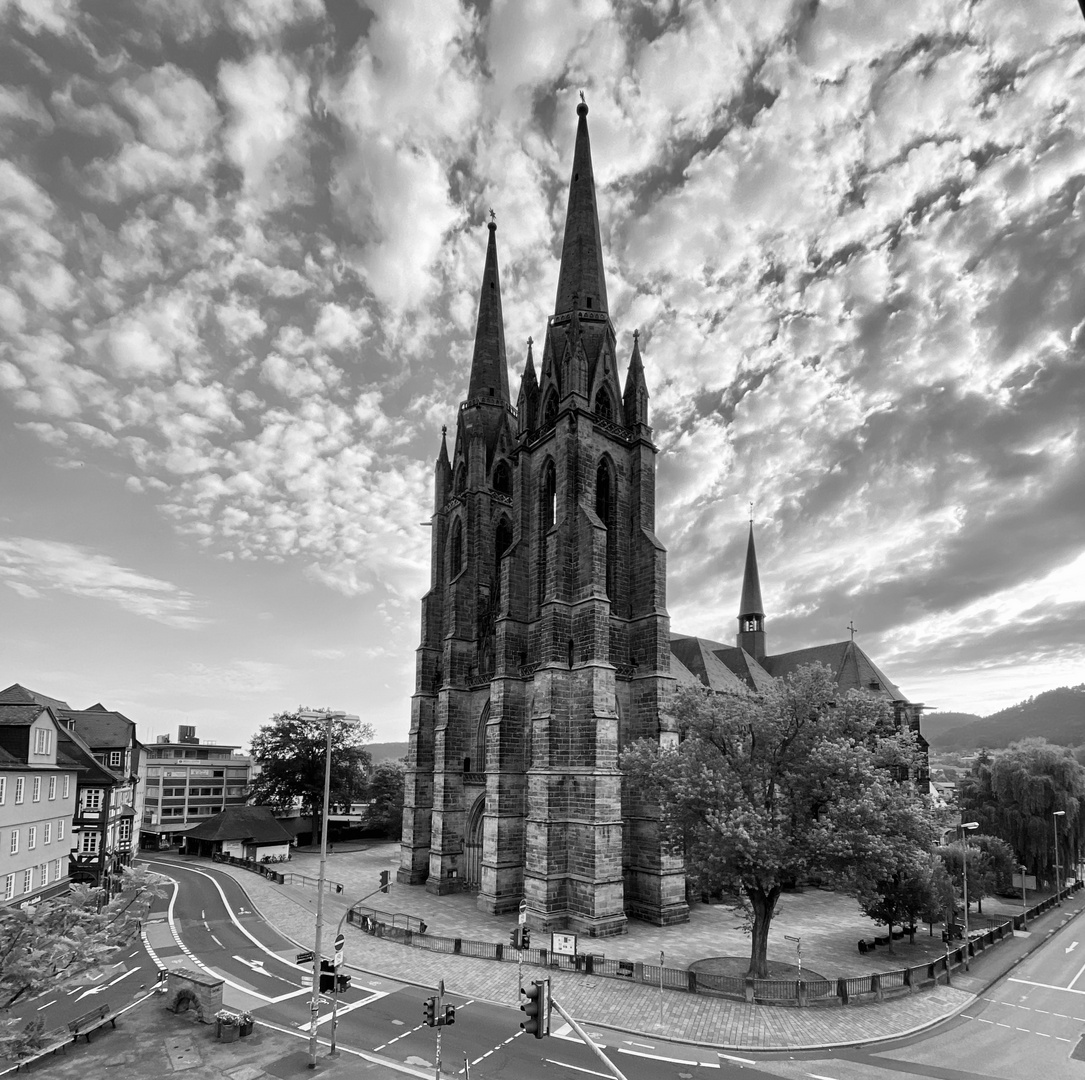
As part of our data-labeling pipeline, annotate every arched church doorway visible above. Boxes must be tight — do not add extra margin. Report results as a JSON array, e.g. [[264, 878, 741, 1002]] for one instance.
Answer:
[[464, 794, 485, 892]]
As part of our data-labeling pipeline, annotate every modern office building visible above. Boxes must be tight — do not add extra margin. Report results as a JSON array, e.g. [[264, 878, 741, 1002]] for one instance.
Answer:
[[139, 725, 252, 849]]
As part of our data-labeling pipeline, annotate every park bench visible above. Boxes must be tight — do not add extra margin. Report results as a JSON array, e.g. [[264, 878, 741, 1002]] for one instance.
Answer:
[[68, 1003, 116, 1042], [13, 1027, 69, 1072]]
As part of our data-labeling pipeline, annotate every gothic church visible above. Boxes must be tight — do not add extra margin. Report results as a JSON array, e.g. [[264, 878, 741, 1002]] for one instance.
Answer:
[[398, 101, 925, 936]]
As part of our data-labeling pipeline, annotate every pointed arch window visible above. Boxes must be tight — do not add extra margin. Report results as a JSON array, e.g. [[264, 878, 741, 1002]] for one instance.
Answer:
[[475, 701, 490, 777], [543, 391, 558, 428], [492, 460, 511, 496], [595, 457, 616, 600], [450, 517, 464, 576], [494, 517, 512, 601], [454, 463, 467, 495], [594, 388, 613, 421], [542, 460, 557, 530]]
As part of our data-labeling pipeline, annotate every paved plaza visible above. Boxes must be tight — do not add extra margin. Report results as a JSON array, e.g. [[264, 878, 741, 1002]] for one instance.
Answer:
[[159, 841, 1082, 1052]]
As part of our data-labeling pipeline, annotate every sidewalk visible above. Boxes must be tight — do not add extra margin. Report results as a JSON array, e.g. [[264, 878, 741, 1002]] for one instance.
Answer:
[[156, 845, 1085, 1051]]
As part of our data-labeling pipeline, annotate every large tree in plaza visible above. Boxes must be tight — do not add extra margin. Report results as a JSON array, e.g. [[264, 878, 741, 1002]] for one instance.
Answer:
[[960, 738, 1085, 886], [622, 665, 934, 977], [249, 710, 374, 849]]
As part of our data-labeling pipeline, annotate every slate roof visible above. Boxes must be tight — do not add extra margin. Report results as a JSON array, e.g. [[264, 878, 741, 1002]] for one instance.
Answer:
[[60, 708, 135, 750], [670, 635, 751, 695], [762, 640, 908, 701], [669, 635, 911, 703], [0, 684, 71, 710], [184, 805, 294, 844], [0, 703, 47, 726]]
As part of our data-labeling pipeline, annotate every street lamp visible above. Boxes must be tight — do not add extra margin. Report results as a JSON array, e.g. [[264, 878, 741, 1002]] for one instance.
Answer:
[[299, 708, 360, 1070], [1053, 810, 1066, 906], [960, 821, 978, 970]]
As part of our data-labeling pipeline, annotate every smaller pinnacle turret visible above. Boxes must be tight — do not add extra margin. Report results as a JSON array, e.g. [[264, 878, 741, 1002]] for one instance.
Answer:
[[468, 216, 510, 403]]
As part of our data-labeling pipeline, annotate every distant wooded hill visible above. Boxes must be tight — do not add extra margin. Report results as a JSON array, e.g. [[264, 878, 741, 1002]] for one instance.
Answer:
[[928, 685, 1085, 750], [368, 741, 408, 763]]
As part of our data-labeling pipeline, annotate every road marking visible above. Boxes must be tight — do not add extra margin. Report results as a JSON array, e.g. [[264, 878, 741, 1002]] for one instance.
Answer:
[[106, 968, 139, 988], [1068, 956, 1085, 990], [312, 990, 389, 1026], [807, 1074, 842, 1080], [36, 1000, 57, 1011], [1010, 978, 1085, 996], [719, 1053, 756, 1065], [1067, 941, 1078, 953], [627, 1041, 654, 1048], [617, 1047, 719, 1068], [544, 1060, 612, 1078]]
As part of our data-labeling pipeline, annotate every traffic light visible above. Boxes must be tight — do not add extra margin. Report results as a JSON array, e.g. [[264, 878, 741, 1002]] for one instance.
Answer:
[[336, 973, 351, 993], [319, 958, 336, 992], [379, 870, 391, 893], [520, 926, 531, 948], [443, 1004, 456, 1026], [520, 979, 548, 1039], [509, 927, 521, 950], [423, 996, 437, 1027]]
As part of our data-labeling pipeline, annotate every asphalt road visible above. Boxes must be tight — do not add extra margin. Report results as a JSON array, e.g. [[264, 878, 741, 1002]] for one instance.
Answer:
[[143, 858, 788, 1079], [755, 908, 1085, 1080]]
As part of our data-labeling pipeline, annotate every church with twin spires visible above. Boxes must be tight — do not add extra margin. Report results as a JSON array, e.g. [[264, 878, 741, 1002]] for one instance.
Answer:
[[398, 100, 926, 937]]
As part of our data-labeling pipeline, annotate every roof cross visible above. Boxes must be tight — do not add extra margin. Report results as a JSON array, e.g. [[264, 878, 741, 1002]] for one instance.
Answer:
[[847, 620, 857, 641]]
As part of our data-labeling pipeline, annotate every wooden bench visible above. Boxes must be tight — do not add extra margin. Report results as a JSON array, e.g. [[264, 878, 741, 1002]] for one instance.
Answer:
[[68, 1004, 116, 1042]]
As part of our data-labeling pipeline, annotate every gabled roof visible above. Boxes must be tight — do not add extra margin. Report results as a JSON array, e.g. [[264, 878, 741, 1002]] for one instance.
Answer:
[[184, 805, 294, 844], [56, 725, 122, 785], [0, 684, 71, 711], [670, 635, 751, 694], [0, 702, 48, 727], [59, 708, 136, 750], [762, 640, 908, 702]]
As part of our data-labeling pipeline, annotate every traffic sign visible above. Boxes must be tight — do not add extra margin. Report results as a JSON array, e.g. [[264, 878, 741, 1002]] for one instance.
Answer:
[[333, 949, 344, 968], [296, 950, 314, 965], [518, 898, 527, 925], [334, 933, 346, 951]]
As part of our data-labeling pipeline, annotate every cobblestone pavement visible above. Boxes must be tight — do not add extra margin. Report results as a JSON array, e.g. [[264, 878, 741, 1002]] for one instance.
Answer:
[[144, 844, 1075, 1051]]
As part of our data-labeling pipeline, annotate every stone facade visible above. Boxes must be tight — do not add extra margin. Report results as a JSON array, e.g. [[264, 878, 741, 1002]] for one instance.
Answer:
[[398, 101, 688, 935]]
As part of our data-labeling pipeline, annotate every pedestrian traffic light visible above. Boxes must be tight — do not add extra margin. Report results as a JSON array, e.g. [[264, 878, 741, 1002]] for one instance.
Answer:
[[520, 926, 531, 948], [379, 870, 391, 893], [443, 1004, 456, 1026], [520, 979, 548, 1039], [336, 974, 351, 993], [423, 996, 437, 1027]]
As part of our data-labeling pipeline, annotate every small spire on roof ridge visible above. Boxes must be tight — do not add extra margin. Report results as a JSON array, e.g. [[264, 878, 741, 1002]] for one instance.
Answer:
[[488, 207, 496, 227]]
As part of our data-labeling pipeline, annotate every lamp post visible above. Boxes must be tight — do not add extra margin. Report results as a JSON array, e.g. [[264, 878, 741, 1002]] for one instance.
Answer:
[[1053, 809, 1066, 906], [1020, 863, 1028, 928], [299, 709, 360, 1070], [960, 821, 978, 970]]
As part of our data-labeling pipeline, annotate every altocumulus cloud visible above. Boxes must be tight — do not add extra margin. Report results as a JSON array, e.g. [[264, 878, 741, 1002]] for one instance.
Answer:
[[0, 537, 205, 629], [0, 0, 1082, 712]]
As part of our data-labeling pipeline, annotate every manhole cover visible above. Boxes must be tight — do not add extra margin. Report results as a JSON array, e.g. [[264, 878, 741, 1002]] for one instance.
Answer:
[[165, 1038, 200, 1072]]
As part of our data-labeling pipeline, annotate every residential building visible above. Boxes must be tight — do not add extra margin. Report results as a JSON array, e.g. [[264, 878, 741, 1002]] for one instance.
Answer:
[[140, 725, 252, 849], [0, 689, 80, 905]]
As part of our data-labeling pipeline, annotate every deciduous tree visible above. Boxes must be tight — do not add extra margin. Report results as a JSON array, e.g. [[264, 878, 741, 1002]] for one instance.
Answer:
[[622, 665, 933, 977], [0, 866, 165, 1057], [960, 738, 1085, 886], [249, 710, 373, 849], [365, 760, 405, 839]]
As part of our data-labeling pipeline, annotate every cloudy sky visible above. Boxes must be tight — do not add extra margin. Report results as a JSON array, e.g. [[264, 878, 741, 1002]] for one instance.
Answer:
[[1, 0, 1083, 751]]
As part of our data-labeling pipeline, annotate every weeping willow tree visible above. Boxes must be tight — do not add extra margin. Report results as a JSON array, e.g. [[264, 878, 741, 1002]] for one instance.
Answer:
[[960, 738, 1085, 886]]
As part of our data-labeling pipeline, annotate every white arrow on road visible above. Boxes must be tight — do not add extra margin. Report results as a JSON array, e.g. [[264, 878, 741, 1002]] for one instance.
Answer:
[[233, 955, 274, 977], [1067, 941, 1078, 954], [74, 985, 106, 1002], [107, 968, 140, 988]]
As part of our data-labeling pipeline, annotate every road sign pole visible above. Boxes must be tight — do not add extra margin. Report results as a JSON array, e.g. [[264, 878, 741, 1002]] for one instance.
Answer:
[[329, 931, 346, 1056]]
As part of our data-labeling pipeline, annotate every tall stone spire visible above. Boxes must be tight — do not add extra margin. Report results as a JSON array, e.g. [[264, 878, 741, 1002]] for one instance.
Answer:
[[468, 214, 510, 402], [737, 521, 766, 659], [553, 96, 609, 318]]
